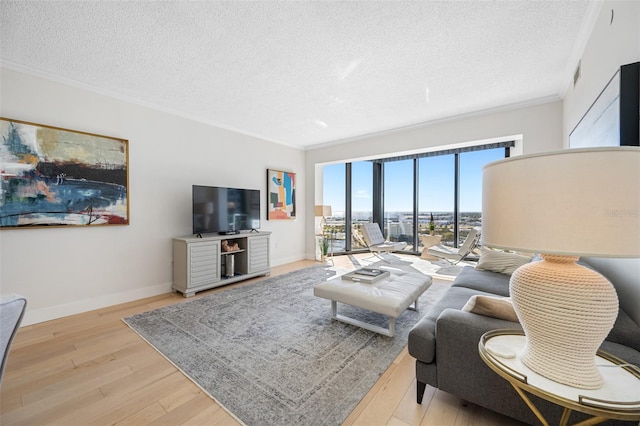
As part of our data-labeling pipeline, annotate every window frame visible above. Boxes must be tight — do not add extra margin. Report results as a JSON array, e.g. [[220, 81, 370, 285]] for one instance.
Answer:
[[323, 141, 513, 254]]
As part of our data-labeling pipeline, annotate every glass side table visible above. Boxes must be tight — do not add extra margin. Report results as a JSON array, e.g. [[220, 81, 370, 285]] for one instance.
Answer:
[[478, 329, 640, 426]]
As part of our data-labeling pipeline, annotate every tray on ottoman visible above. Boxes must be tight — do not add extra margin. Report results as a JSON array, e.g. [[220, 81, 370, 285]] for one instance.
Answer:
[[341, 268, 390, 283]]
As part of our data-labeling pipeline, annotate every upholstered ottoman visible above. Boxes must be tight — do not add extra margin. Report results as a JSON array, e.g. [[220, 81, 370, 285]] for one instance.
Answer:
[[314, 267, 432, 336]]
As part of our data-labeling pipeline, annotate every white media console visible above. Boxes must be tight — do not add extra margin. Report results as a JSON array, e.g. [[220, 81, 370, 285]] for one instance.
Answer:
[[172, 231, 271, 297]]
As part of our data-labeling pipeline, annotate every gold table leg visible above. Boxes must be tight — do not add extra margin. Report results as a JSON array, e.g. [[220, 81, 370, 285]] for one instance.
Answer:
[[570, 416, 608, 426], [511, 384, 608, 426], [511, 384, 549, 426]]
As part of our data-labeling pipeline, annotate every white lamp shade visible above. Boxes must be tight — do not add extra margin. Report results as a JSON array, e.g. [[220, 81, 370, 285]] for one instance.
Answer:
[[314, 205, 332, 217], [482, 147, 640, 258]]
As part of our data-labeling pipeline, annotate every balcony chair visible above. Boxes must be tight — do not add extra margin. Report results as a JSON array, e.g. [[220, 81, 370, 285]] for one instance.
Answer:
[[1, 294, 27, 384], [427, 229, 480, 264], [361, 222, 407, 262]]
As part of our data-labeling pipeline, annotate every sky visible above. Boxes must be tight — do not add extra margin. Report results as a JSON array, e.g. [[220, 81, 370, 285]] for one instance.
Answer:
[[323, 148, 505, 214]]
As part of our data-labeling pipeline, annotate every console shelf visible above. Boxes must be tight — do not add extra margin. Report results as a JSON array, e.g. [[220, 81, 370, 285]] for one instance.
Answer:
[[172, 231, 271, 297], [220, 249, 245, 255]]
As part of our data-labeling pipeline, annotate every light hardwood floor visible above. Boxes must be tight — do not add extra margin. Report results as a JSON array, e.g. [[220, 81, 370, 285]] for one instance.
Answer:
[[0, 256, 523, 426]]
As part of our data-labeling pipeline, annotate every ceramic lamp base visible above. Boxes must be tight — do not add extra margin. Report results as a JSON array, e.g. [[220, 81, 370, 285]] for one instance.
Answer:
[[509, 254, 619, 389]]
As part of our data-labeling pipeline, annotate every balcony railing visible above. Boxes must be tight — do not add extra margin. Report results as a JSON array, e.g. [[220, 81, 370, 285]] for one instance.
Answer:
[[324, 212, 482, 255]]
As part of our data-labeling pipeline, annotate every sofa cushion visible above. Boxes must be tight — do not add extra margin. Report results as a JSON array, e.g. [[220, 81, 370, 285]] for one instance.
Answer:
[[606, 308, 640, 352], [475, 248, 532, 275], [409, 267, 513, 364], [408, 286, 497, 364], [451, 266, 511, 297], [599, 340, 640, 369]]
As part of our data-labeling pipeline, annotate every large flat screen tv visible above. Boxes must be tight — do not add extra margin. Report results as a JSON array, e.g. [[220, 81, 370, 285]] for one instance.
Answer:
[[192, 185, 261, 235]]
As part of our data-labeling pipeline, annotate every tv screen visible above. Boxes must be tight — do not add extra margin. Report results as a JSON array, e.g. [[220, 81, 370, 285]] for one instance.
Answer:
[[192, 185, 261, 235]]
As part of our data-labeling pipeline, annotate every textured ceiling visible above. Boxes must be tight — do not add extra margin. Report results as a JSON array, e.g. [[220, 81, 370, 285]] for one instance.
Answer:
[[1, 1, 594, 149]]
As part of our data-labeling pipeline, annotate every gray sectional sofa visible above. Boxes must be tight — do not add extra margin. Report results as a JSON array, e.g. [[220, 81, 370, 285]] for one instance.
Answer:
[[408, 265, 640, 425]]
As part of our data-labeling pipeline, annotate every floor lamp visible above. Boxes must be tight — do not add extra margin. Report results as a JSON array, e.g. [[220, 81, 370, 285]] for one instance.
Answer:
[[314, 205, 332, 234], [481, 147, 639, 389], [315, 205, 333, 262]]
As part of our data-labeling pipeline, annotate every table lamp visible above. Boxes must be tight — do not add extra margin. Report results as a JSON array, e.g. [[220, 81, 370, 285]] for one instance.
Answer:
[[481, 147, 640, 389]]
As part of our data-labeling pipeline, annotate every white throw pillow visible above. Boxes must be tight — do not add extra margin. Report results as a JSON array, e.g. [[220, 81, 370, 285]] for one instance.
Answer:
[[462, 295, 519, 322], [475, 248, 531, 275]]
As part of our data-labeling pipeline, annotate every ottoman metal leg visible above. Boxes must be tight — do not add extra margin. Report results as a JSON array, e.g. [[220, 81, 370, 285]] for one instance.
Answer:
[[329, 300, 397, 337], [408, 299, 418, 311]]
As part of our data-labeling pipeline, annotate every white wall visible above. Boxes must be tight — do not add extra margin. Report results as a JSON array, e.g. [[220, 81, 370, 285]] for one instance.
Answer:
[[0, 69, 307, 325], [304, 100, 564, 259], [561, 0, 640, 324]]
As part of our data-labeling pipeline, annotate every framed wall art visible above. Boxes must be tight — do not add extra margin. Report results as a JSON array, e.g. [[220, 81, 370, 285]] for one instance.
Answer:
[[267, 169, 296, 220], [569, 62, 639, 148], [0, 118, 129, 228]]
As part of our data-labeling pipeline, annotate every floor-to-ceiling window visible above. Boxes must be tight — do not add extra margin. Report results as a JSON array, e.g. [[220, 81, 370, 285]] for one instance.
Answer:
[[351, 161, 373, 250], [321, 141, 513, 256], [458, 148, 506, 245], [322, 163, 346, 253], [383, 159, 414, 248], [418, 154, 455, 248]]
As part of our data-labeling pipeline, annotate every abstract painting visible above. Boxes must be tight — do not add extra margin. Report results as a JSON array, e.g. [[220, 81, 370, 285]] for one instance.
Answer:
[[0, 118, 129, 228], [267, 169, 295, 220], [569, 68, 621, 148]]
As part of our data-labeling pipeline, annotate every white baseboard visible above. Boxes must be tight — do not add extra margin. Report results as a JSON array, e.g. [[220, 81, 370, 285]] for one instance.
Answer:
[[22, 282, 172, 326], [271, 254, 307, 267], [22, 255, 319, 326]]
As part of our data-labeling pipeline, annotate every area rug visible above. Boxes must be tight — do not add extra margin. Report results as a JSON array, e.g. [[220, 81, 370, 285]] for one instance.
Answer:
[[123, 265, 449, 426]]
